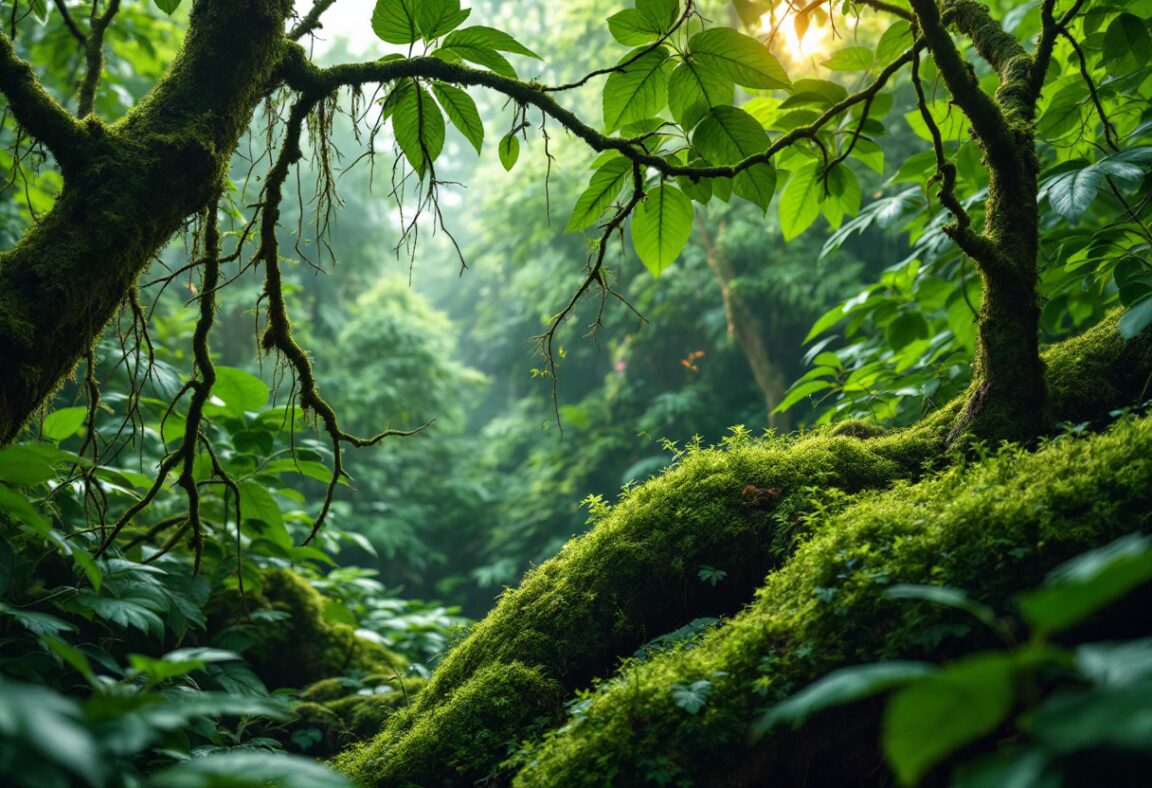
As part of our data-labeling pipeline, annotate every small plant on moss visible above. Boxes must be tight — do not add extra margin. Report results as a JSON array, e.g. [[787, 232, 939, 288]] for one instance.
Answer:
[[754, 534, 1152, 786]]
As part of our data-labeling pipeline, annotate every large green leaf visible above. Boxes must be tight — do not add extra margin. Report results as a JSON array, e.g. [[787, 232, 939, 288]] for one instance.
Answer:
[[884, 653, 1017, 786], [154, 0, 182, 14], [779, 162, 823, 241], [668, 59, 734, 130], [414, 0, 470, 40], [692, 105, 768, 165], [393, 83, 446, 176], [1018, 533, 1152, 635], [688, 28, 790, 90], [822, 46, 873, 71], [567, 157, 633, 232], [904, 101, 970, 143], [153, 751, 354, 788], [821, 163, 861, 228], [875, 20, 913, 65], [213, 366, 269, 417], [637, 0, 679, 32], [631, 184, 693, 276], [603, 48, 671, 132], [42, 407, 88, 442], [372, 0, 419, 45], [442, 26, 540, 59], [607, 9, 662, 46], [431, 82, 484, 154], [1102, 13, 1152, 69], [755, 661, 937, 736]]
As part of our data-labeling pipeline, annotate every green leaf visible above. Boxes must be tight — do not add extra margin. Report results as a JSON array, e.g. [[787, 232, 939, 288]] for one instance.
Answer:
[[239, 481, 286, 535], [692, 105, 768, 165], [41, 407, 88, 442], [668, 59, 734, 130], [415, 0, 470, 40], [31, 0, 49, 22], [821, 163, 861, 227], [442, 26, 540, 59], [779, 162, 823, 241], [322, 599, 357, 627], [875, 20, 913, 65], [155, 0, 182, 14], [607, 9, 662, 46], [822, 46, 873, 71], [637, 0, 679, 32], [904, 101, 970, 143], [567, 157, 633, 233], [631, 184, 693, 276], [602, 48, 670, 132], [886, 312, 929, 350], [152, 752, 355, 788], [1018, 533, 1152, 636], [213, 366, 269, 417], [773, 379, 832, 413], [886, 584, 998, 630], [884, 653, 1017, 786], [431, 82, 484, 154], [1076, 638, 1152, 687], [1036, 81, 1087, 139], [754, 662, 937, 737], [0, 446, 58, 485], [1119, 295, 1152, 340], [372, 0, 419, 45], [436, 42, 516, 78], [498, 133, 520, 171], [670, 679, 713, 714], [688, 28, 790, 90], [393, 83, 446, 176], [1102, 13, 1152, 69]]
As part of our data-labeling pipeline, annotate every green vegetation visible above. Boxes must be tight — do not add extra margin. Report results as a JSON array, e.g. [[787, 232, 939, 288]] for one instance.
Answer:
[[1, 0, 1151, 786]]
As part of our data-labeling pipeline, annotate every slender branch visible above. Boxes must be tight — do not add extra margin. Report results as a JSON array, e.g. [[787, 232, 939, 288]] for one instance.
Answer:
[[289, 0, 339, 41], [277, 44, 915, 183], [0, 29, 89, 172], [1028, 0, 1085, 102], [906, 0, 1018, 164], [53, 0, 87, 44], [77, 0, 120, 117], [1059, 27, 1118, 151]]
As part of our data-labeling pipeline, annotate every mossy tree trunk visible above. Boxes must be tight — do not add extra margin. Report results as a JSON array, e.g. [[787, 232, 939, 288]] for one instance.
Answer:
[[0, 0, 293, 446]]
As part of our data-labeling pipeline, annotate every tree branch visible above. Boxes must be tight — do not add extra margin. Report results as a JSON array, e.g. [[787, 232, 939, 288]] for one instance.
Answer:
[[0, 29, 89, 172], [77, 0, 120, 117], [289, 0, 339, 41], [52, 0, 87, 45]]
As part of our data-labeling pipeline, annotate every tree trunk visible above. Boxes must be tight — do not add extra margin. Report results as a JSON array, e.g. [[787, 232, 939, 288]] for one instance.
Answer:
[[0, 0, 293, 446]]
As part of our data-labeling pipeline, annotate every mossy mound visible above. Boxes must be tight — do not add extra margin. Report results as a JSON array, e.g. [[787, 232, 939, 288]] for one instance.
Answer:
[[246, 569, 405, 690], [333, 316, 1152, 786], [291, 676, 426, 756], [512, 413, 1152, 786]]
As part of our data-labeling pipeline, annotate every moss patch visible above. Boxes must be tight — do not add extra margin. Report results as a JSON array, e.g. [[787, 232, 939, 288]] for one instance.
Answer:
[[511, 413, 1152, 786], [246, 569, 404, 690]]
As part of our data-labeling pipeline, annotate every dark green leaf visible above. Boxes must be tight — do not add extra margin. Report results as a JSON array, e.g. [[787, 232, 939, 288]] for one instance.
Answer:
[[431, 82, 484, 154], [155, 0, 182, 14], [372, 0, 419, 45], [1119, 295, 1152, 340], [393, 83, 446, 176]]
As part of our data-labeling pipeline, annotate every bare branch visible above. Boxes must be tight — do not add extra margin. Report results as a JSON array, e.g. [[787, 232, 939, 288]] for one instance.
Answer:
[[53, 0, 87, 44], [77, 0, 120, 117], [0, 30, 89, 172]]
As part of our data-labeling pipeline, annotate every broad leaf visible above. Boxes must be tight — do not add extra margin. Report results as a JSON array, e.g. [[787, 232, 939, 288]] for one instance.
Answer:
[[442, 26, 540, 59], [213, 367, 269, 417], [372, 0, 419, 45], [668, 59, 734, 130], [688, 28, 790, 90], [431, 82, 484, 154], [875, 20, 913, 65], [393, 83, 446, 176], [670, 679, 713, 714], [779, 162, 823, 241], [155, 0, 182, 14], [603, 48, 671, 132], [42, 407, 88, 442], [498, 133, 520, 171], [567, 157, 633, 232], [607, 9, 662, 46], [884, 653, 1017, 786], [822, 46, 872, 71], [631, 184, 693, 276], [415, 0, 470, 40]]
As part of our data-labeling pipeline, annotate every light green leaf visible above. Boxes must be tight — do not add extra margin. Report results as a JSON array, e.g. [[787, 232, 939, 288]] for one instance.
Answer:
[[607, 9, 662, 46], [213, 367, 269, 417], [435, 42, 516, 78], [670, 679, 712, 714], [821, 163, 861, 227], [631, 184, 693, 276], [442, 26, 540, 59], [773, 379, 833, 413], [567, 157, 633, 233], [637, 0, 679, 31], [668, 59, 734, 130], [692, 105, 768, 165], [239, 481, 285, 536], [372, 0, 419, 45], [779, 162, 823, 241], [415, 0, 470, 40], [42, 407, 88, 442], [431, 82, 484, 154], [688, 28, 790, 90], [393, 83, 446, 176], [603, 48, 670, 132], [884, 653, 1017, 786], [822, 46, 873, 71], [755, 661, 937, 736], [1018, 533, 1152, 635], [498, 133, 520, 171], [1037, 81, 1087, 139], [31, 0, 50, 22], [904, 101, 970, 143], [875, 21, 913, 65], [0, 446, 57, 485]]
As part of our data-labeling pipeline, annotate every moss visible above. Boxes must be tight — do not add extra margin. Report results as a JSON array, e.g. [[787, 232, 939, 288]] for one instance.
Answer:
[[334, 662, 563, 787], [334, 426, 940, 785], [512, 413, 1152, 786], [247, 568, 405, 690], [1044, 311, 1152, 424], [290, 677, 427, 757]]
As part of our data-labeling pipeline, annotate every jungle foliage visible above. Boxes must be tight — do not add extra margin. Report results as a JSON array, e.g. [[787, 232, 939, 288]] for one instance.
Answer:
[[0, 0, 1150, 786]]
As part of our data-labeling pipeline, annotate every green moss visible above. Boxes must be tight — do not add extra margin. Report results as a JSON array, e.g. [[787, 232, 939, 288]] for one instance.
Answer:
[[290, 677, 427, 757], [512, 413, 1152, 786], [334, 662, 563, 786], [248, 569, 404, 690], [1044, 311, 1152, 423]]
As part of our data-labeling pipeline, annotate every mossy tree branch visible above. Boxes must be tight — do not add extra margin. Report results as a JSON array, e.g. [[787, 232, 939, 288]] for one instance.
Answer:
[[77, 0, 121, 118]]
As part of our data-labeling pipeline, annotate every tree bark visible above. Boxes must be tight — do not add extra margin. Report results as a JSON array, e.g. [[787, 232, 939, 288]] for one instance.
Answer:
[[0, 0, 293, 445]]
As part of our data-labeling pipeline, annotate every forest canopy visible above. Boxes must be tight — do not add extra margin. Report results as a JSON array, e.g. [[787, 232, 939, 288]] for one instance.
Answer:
[[0, 0, 1150, 786]]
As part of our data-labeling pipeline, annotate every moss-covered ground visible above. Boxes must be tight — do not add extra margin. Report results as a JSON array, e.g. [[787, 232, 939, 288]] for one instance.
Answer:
[[333, 318, 1152, 786]]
